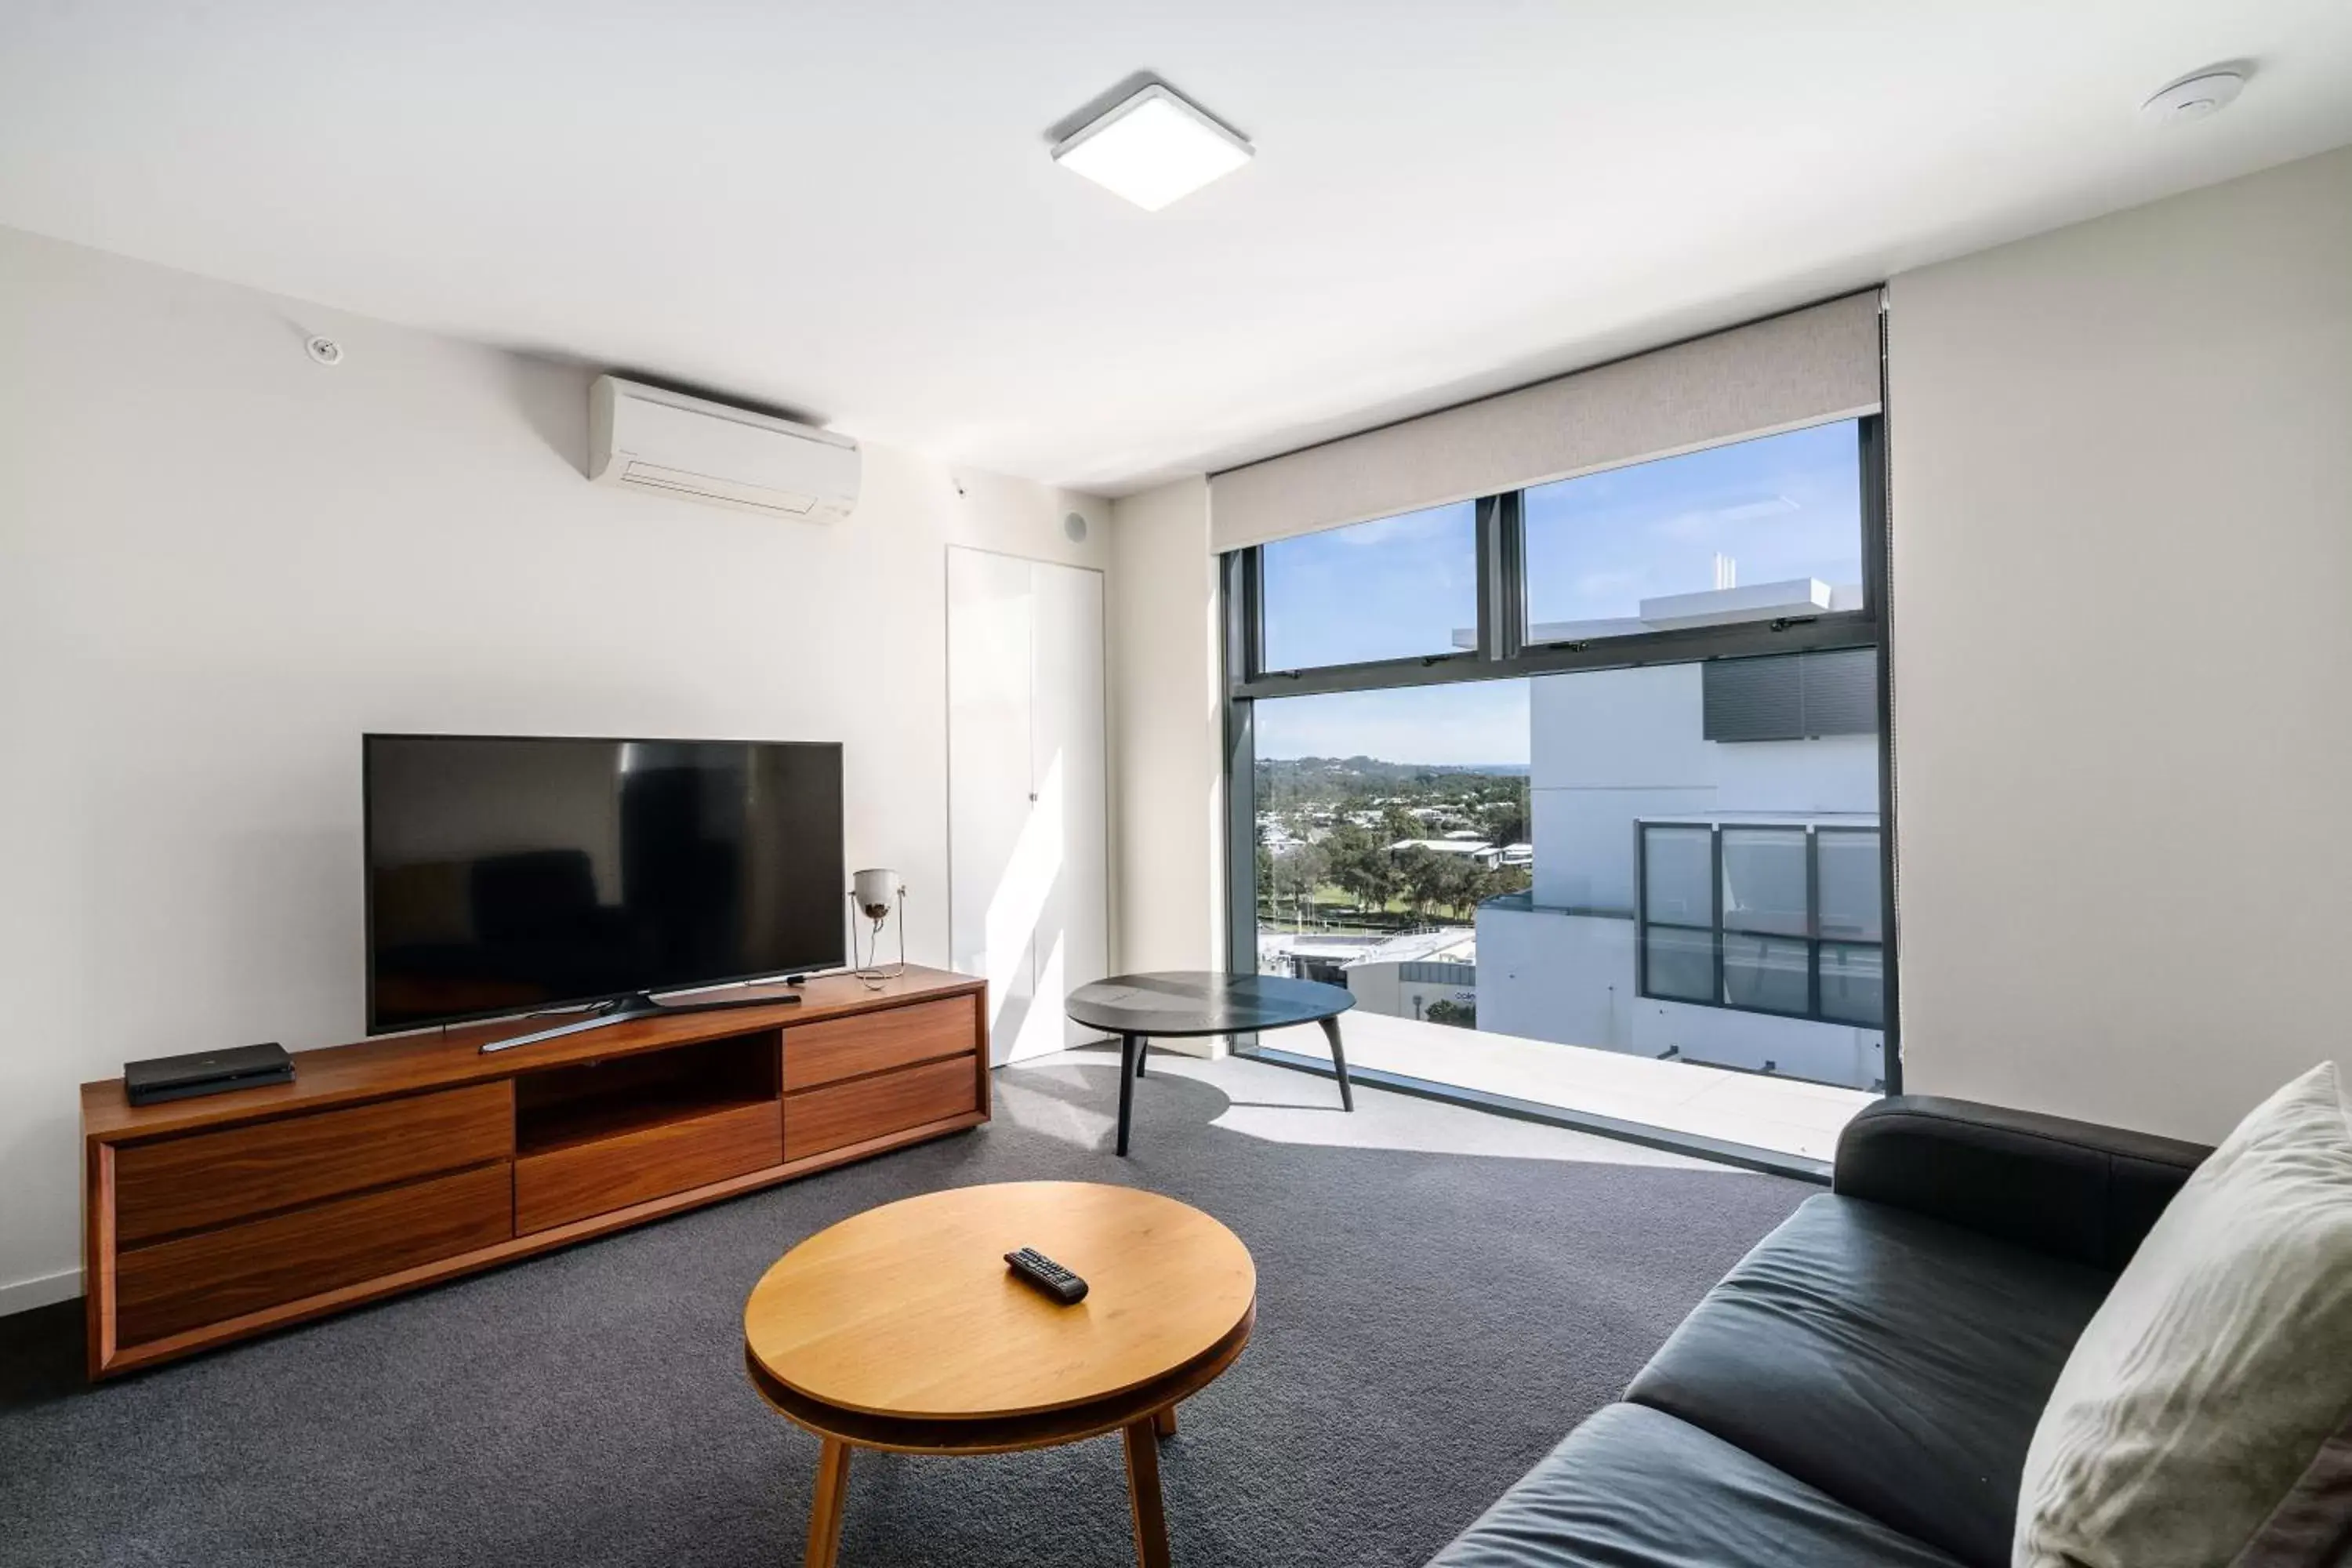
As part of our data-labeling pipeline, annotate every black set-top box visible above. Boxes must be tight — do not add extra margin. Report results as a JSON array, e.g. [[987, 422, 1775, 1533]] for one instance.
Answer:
[[123, 1042, 294, 1106]]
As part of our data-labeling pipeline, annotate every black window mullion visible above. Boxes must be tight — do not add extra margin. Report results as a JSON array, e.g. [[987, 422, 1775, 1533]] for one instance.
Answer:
[[1634, 823, 1649, 996], [1861, 406, 1902, 1093], [1236, 546, 1265, 683], [1232, 610, 1878, 699], [1221, 551, 1260, 1002], [1710, 826, 1726, 1007], [1806, 826, 1821, 1020], [1473, 495, 1498, 662], [1472, 490, 1525, 663]]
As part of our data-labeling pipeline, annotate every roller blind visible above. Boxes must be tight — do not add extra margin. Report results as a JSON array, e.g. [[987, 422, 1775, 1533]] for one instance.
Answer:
[[1209, 291, 1882, 554]]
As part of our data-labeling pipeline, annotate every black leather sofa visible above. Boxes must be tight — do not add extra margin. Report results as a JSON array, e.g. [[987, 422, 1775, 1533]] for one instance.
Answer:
[[1428, 1095, 2212, 1568]]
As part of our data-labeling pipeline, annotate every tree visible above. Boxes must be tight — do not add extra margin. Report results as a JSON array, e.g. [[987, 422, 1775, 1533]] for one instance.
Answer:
[[1323, 825, 1397, 913], [1425, 998, 1476, 1029], [1479, 794, 1530, 850], [1397, 847, 1450, 918], [1262, 840, 1329, 925]]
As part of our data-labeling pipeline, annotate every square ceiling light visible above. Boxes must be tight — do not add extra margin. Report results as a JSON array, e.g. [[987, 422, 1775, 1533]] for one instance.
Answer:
[[1051, 83, 1253, 211]]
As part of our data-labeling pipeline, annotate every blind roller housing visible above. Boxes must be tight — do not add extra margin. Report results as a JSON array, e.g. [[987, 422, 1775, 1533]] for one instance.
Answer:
[[1210, 291, 1882, 554]]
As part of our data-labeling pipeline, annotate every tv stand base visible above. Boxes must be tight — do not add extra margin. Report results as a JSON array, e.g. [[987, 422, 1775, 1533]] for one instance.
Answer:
[[477, 988, 802, 1054]]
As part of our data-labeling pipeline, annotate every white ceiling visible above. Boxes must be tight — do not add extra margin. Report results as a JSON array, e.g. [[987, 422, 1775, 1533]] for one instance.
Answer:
[[3, 2, 2349, 494]]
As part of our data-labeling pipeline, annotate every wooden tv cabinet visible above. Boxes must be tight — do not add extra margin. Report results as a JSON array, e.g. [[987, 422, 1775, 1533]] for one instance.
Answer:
[[79, 967, 989, 1380]]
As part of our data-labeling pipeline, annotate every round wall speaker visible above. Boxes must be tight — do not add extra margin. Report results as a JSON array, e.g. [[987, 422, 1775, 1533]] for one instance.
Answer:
[[1064, 511, 1088, 543]]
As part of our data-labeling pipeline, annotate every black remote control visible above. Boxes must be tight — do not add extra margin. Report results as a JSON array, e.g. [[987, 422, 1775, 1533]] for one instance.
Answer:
[[1004, 1246, 1088, 1305]]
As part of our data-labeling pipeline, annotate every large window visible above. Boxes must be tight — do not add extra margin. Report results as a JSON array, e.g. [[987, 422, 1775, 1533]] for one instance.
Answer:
[[1637, 822, 1884, 1027], [1226, 412, 1893, 1160]]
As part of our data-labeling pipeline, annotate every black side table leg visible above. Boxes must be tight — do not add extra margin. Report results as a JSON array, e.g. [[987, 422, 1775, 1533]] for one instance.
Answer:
[[1318, 1015, 1355, 1112], [1135, 1034, 1149, 1078], [1116, 1033, 1139, 1156]]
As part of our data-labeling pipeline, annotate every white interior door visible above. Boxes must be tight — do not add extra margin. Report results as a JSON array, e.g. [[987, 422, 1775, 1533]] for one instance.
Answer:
[[946, 548, 1109, 1067], [1028, 561, 1108, 1052], [947, 550, 1039, 1061]]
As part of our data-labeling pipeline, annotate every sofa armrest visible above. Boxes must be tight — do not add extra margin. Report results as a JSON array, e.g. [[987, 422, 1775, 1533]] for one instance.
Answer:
[[1833, 1095, 2209, 1271]]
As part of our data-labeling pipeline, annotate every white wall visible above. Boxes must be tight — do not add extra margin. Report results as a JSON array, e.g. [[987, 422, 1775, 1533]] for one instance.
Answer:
[[1105, 477, 1224, 1013], [1630, 998, 1882, 1088], [0, 225, 1108, 1309], [1341, 962, 1476, 1025], [1527, 662, 1878, 910], [1476, 906, 1633, 1049], [1888, 144, 2352, 1144]]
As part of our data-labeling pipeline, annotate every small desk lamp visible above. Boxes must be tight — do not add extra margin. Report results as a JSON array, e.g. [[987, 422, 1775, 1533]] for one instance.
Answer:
[[849, 868, 907, 989]]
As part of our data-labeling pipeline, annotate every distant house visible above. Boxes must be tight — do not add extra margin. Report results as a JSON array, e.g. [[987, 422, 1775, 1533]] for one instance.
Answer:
[[1261, 827, 1307, 858], [1258, 931, 1391, 987], [1338, 927, 1478, 1025], [1386, 837, 1501, 867]]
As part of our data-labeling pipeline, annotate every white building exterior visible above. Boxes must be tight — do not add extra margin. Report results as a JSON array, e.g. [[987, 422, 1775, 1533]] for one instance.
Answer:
[[1475, 658, 1886, 1090], [1336, 928, 1478, 1024]]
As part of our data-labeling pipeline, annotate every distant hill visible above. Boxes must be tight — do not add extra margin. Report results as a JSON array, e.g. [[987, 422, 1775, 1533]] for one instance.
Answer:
[[1255, 757, 1531, 818], [1258, 755, 1528, 781]]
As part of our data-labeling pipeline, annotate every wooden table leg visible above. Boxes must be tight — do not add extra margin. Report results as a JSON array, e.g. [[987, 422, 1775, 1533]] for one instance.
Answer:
[[1122, 1416, 1172, 1568], [804, 1439, 851, 1568], [1318, 1014, 1355, 1112], [1153, 1403, 1178, 1439], [1116, 1033, 1139, 1156]]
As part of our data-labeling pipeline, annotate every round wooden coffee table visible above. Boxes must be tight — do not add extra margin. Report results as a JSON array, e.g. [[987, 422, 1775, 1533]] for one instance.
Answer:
[[742, 1181, 1256, 1568]]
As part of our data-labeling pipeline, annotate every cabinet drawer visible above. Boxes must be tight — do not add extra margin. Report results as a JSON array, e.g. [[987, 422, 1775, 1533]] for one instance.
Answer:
[[115, 1163, 514, 1347], [784, 996, 978, 1091], [785, 1054, 978, 1161], [114, 1081, 514, 1247], [514, 1100, 781, 1235]]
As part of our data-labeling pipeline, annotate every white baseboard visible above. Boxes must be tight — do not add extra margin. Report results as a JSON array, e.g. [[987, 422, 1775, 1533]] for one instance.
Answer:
[[0, 1266, 82, 1318]]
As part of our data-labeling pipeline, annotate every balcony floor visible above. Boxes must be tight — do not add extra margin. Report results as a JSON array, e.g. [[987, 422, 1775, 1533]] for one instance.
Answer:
[[1253, 1009, 1873, 1166]]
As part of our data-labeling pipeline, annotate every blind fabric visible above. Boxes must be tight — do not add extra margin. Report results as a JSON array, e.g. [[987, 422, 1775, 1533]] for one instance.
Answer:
[[1208, 291, 1882, 554]]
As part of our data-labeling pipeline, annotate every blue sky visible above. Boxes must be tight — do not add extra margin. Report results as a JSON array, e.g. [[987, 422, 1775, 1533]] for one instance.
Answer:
[[1254, 421, 1861, 764], [1257, 681, 1534, 770]]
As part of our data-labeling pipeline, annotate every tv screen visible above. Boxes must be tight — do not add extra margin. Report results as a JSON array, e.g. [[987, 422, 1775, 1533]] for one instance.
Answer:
[[365, 735, 845, 1033]]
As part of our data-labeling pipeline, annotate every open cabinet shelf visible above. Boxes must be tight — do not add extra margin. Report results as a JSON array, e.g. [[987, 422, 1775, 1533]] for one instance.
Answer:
[[514, 1029, 782, 1158]]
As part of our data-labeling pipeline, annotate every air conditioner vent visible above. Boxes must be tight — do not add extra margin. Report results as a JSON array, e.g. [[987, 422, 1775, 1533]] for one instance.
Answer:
[[588, 376, 859, 521]]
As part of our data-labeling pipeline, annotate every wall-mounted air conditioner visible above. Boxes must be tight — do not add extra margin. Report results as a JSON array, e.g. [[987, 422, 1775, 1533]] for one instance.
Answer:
[[588, 375, 860, 521]]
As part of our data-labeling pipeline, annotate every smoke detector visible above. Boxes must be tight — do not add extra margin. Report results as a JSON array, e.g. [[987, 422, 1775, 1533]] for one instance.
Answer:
[[2140, 68, 2245, 126]]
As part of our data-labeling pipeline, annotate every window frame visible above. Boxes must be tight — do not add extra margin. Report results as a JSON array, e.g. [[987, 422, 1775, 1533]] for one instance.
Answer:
[[1221, 410, 1900, 1101]]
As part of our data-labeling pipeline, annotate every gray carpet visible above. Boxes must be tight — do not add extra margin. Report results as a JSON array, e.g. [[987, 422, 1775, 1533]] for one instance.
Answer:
[[0, 1049, 1808, 1568]]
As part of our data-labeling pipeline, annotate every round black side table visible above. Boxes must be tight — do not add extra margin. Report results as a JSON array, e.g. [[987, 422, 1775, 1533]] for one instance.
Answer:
[[1065, 971, 1355, 1156]]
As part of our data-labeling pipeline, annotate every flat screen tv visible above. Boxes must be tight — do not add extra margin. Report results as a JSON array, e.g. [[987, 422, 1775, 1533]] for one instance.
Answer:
[[365, 734, 845, 1047]]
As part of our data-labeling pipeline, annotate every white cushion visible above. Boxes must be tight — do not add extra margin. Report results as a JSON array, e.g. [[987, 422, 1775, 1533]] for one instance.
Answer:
[[2015, 1061, 2352, 1567]]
